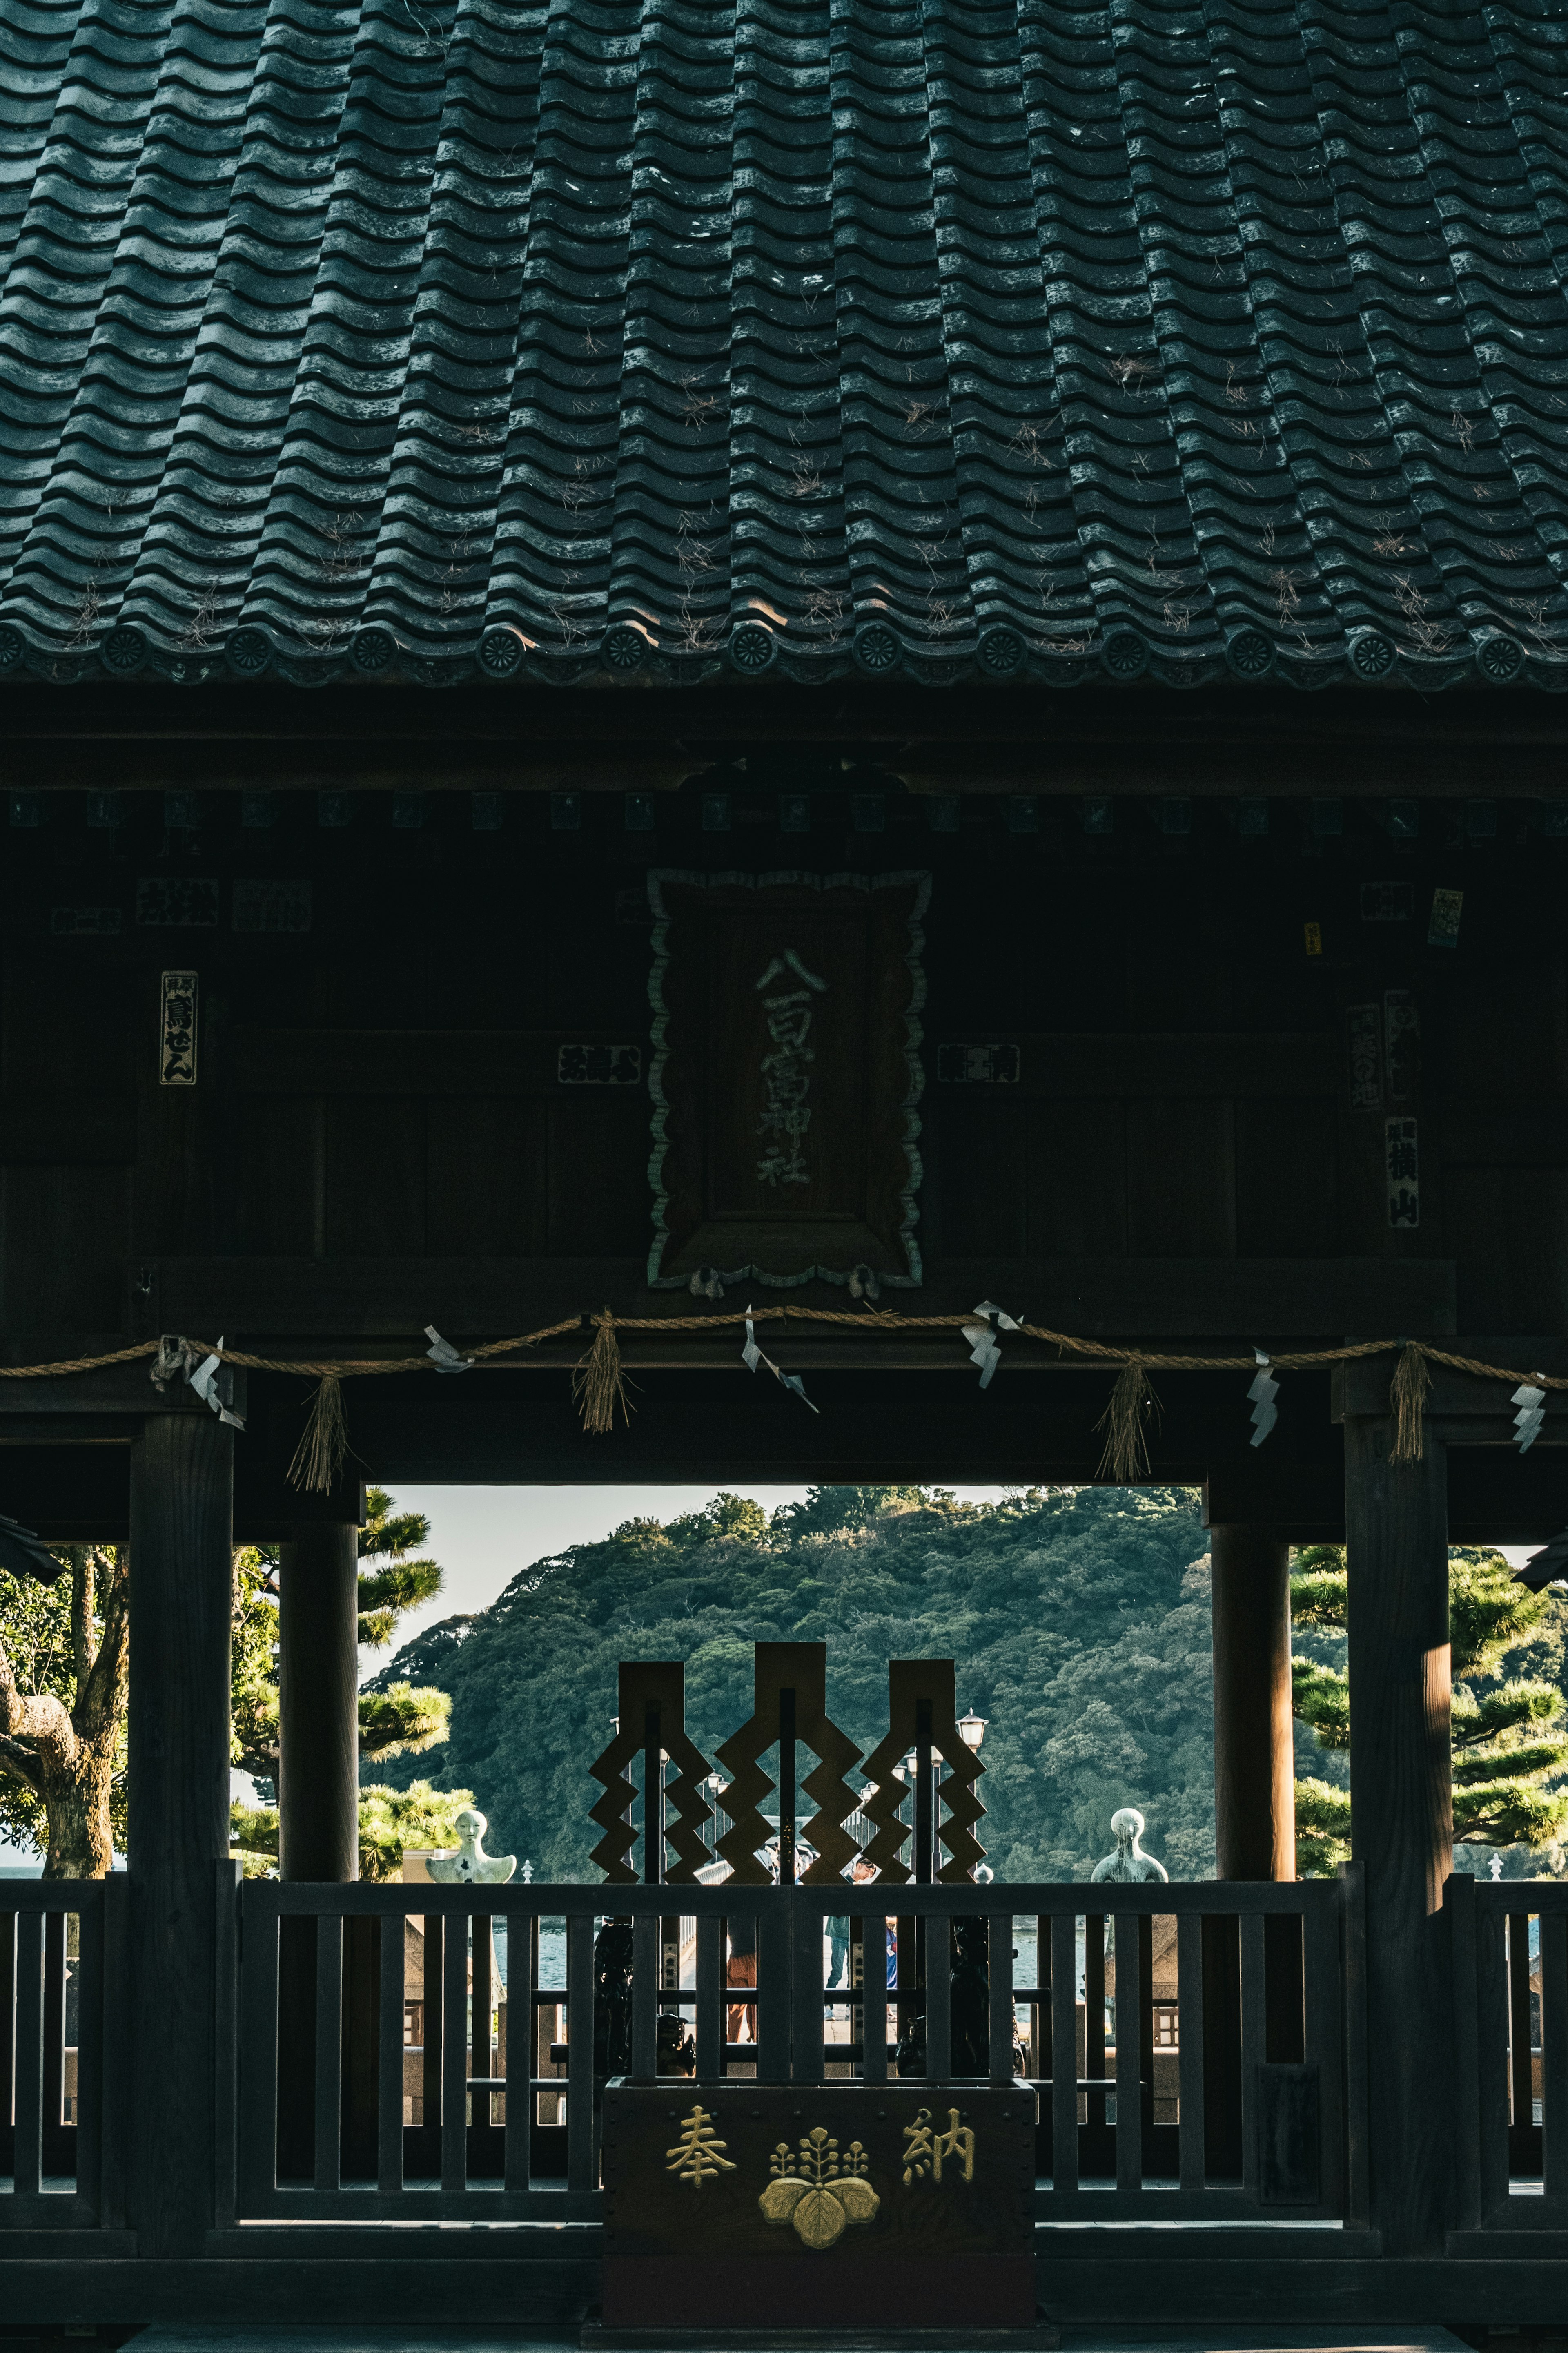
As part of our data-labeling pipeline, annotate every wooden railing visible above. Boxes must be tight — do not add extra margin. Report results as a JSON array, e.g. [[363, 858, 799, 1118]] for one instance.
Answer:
[[1452, 1875, 1568, 2228], [229, 1873, 1364, 2226], [0, 1878, 120, 2228]]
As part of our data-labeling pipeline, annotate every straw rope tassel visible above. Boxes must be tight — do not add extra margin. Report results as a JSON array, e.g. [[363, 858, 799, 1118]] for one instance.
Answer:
[[574, 1310, 630, 1435], [1389, 1340, 1431, 1464], [287, 1374, 347, 1492], [1095, 1359, 1160, 1482]]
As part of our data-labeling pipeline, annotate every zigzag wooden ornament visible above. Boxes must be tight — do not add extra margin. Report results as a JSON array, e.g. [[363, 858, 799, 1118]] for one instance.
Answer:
[[587, 1660, 713, 1885], [860, 1658, 987, 1885], [715, 1642, 862, 1887]]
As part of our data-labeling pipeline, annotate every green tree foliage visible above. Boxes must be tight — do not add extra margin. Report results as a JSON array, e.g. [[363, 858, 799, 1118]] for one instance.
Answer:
[[1292, 1543, 1568, 1875], [229, 1487, 453, 1877], [0, 1548, 128, 1877], [366, 1485, 1221, 1882]]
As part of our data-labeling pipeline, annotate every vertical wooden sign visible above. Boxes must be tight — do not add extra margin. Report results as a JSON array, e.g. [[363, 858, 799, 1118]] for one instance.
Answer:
[[159, 970, 198, 1086], [646, 870, 929, 1288]]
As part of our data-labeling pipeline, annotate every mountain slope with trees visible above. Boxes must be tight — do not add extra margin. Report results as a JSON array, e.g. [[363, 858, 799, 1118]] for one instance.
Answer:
[[367, 1485, 1222, 1882]]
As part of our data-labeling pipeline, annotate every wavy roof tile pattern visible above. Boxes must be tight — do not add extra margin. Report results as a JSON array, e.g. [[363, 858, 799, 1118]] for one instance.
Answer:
[[0, 0, 1566, 689]]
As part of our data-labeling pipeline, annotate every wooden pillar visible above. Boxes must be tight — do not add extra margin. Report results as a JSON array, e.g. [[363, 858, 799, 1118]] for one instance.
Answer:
[[1345, 1418, 1453, 2256], [127, 1412, 234, 2257], [278, 1522, 360, 1882], [1209, 1525, 1295, 1880]]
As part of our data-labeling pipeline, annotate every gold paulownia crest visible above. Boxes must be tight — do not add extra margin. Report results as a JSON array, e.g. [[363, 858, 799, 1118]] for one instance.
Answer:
[[758, 2126, 880, 2250]]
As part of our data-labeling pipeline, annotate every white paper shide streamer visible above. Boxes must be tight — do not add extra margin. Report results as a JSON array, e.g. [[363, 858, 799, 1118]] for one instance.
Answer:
[[1514, 1378, 1547, 1454], [962, 1300, 1022, 1390], [425, 1325, 474, 1374], [1247, 1347, 1278, 1448], [742, 1310, 819, 1414], [189, 1335, 245, 1430]]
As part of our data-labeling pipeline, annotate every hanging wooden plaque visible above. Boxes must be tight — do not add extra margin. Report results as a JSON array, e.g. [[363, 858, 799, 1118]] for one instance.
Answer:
[[646, 870, 929, 1289]]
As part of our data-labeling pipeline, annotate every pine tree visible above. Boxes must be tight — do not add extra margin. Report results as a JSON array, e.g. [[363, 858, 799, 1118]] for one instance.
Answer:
[[0, 1546, 128, 1878], [229, 1487, 459, 1879], [1292, 1543, 1568, 1875]]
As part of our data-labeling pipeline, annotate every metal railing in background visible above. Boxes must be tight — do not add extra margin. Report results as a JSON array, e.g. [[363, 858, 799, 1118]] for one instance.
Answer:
[[0, 1878, 119, 2228], [230, 1874, 1363, 2227]]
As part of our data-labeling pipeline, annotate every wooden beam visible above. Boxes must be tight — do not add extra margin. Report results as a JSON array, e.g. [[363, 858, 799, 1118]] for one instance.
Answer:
[[126, 1412, 234, 2257], [1209, 1528, 1295, 1882], [0, 1094, 136, 1164], [150, 1253, 1459, 1340], [1344, 1418, 1454, 2259]]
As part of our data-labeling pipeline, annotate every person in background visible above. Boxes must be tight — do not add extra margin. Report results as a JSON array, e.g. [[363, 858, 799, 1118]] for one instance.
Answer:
[[726, 1912, 758, 2045], [826, 1853, 878, 1989]]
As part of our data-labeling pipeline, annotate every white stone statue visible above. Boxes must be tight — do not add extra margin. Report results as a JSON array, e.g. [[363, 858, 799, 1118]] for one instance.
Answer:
[[1090, 1807, 1169, 1885], [427, 1805, 517, 1884]]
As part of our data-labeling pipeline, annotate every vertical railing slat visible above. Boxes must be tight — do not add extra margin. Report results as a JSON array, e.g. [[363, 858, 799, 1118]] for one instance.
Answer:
[[0, 1911, 14, 2186], [759, 1900, 791, 2084], [503, 1910, 535, 2200], [1509, 1911, 1535, 2158], [1541, 1912, 1568, 2199], [378, 1909, 405, 2196], [13, 1911, 43, 2198], [988, 1914, 1014, 2081], [74, 1894, 105, 2221], [926, 1911, 952, 2083], [861, 1905, 887, 2085], [566, 1913, 595, 2196], [632, 1913, 658, 2081], [211, 1867, 240, 2229], [1303, 1892, 1344, 2218], [240, 1893, 280, 2208], [1477, 1897, 1512, 2221], [1447, 1875, 1480, 2232], [1050, 1910, 1078, 2199], [695, 1915, 722, 2079], [793, 1898, 824, 2083], [313, 1912, 343, 2195], [1239, 1913, 1265, 2204], [441, 1908, 468, 2194], [1113, 1911, 1141, 2192], [1176, 1911, 1205, 2193]]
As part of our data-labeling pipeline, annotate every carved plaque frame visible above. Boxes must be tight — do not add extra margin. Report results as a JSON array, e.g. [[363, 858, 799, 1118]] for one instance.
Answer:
[[646, 869, 929, 1289]]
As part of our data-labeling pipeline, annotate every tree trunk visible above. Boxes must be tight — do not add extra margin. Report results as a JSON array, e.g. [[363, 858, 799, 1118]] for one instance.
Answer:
[[41, 1740, 116, 1879]]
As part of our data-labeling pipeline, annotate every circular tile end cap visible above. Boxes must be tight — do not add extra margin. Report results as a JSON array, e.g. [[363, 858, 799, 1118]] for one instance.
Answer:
[[0, 622, 24, 671], [101, 623, 147, 675], [976, 624, 1025, 678], [352, 621, 399, 678], [479, 624, 526, 678], [853, 621, 902, 676], [1101, 627, 1148, 680], [602, 620, 654, 671], [226, 626, 272, 677], [1225, 627, 1275, 681], [1475, 634, 1523, 685], [728, 619, 777, 674], [1348, 628, 1396, 682], [351, 624, 397, 675]]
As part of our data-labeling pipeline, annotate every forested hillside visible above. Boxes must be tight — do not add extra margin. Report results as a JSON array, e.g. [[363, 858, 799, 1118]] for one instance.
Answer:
[[367, 1484, 1219, 1882]]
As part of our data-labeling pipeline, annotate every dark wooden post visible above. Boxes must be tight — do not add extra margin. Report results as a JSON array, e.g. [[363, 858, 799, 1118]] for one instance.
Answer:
[[1345, 1418, 1453, 2255], [279, 1522, 361, 1882], [1209, 1526, 1295, 1881], [127, 1412, 234, 2256], [277, 1523, 363, 2179]]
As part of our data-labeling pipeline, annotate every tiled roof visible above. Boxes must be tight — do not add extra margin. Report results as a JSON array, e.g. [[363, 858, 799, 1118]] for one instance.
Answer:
[[2, 0, 1567, 691]]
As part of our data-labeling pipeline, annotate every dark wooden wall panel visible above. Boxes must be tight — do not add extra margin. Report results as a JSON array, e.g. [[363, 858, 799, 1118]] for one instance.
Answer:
[[1125, 1100, 1236, 1257], [1025, 1100, 1127, 1256], [929, 1097, 1026, 1260], [548, 1097, 658, 1256], [325, 1097, 427, 1256], [1, 1165, 128, 1330], [231, 1097, 322, 1256], [427, 1100, 548, 1255], [1448, 1166, 1568, 1331], [1234, 1100, 1337, 1259], [2, 955, 132, 1095]]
